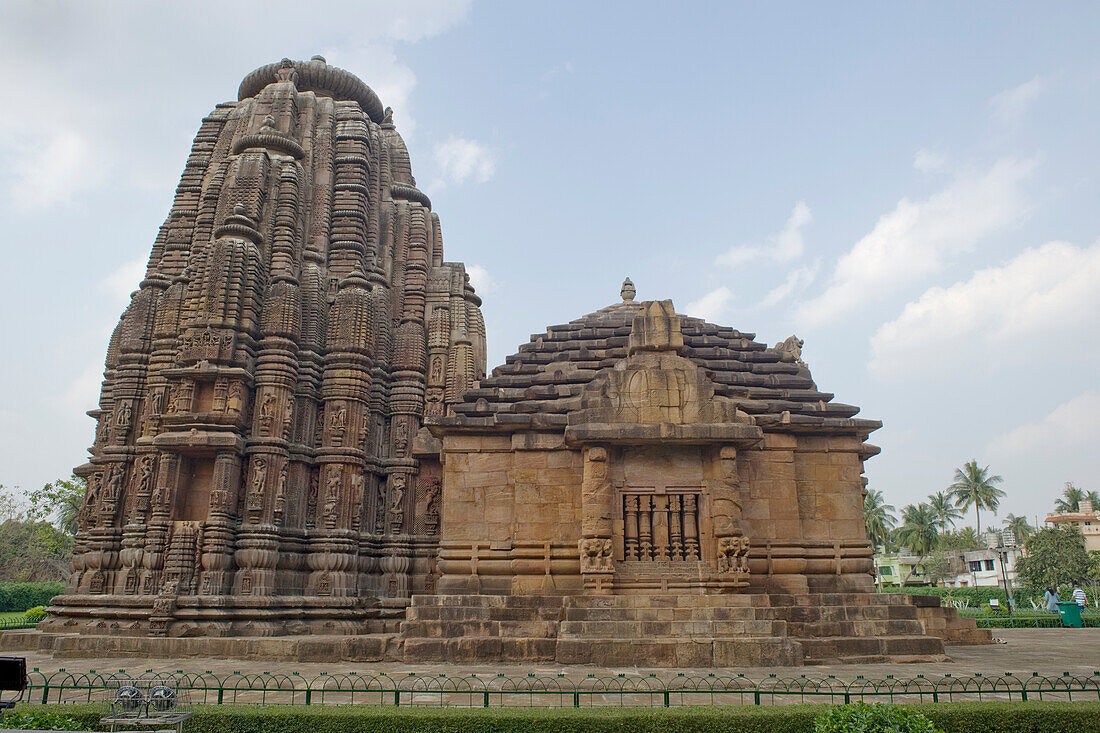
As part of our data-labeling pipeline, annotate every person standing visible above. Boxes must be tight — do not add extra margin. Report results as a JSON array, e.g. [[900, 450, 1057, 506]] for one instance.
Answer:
[[1073, 583, 1087, 609], [1045, 587, 1060, 613]]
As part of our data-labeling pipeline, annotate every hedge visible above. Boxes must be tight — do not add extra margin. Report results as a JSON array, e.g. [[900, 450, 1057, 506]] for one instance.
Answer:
[[0, 581, 64, 612], [10, 701, 1100, 733], [880, 584, 1100, 610]]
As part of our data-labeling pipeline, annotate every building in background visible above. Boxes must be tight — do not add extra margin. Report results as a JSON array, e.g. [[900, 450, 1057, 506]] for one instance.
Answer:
[[1045, 500, 1100, 552]]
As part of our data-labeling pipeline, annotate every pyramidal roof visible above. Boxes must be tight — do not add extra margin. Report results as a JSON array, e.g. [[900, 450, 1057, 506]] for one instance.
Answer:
[[434, 280, 881, 439]]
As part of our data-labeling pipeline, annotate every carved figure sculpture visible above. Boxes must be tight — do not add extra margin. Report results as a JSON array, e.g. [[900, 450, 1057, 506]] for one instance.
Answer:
[[774, 335, 806, 367], [578, 537, 614, 573]]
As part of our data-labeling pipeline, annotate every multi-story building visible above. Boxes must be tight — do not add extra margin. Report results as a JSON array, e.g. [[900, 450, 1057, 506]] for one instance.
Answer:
[[1044, 500, 1100, 552]]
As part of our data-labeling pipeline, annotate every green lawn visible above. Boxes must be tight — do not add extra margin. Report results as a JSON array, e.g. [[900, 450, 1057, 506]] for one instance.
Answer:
[[0, 610, 28, 621]]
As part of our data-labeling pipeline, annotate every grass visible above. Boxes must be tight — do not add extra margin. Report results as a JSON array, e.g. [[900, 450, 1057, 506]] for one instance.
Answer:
[[0, 610, 27, 621]]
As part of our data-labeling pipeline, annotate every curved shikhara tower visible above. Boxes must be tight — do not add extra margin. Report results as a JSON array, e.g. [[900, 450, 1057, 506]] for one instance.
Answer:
[[50, 57, 486, 637]]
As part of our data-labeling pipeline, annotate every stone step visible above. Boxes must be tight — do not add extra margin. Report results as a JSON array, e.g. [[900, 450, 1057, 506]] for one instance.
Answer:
[[399, 619, 557, 639], [785, 619, 927, 637], [766, 605, 918, 622], [798, 635, 946, 663], [555, 636, 801, 666], [562, 605, 761, 622], [405, 604, 563, 622], [558, 618, 781, 638], [403, 636, 557, 663], [564, 594, 761, 609]]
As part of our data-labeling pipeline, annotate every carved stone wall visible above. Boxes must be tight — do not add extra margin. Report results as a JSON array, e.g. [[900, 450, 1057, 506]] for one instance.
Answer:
[[431, 288, 879, 596], [49, 57, 486, 637]]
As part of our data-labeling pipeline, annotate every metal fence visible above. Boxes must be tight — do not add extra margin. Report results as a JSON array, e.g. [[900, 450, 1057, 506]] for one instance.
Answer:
[[0, 616, 36, 631], [24, 669, 1100, 708]]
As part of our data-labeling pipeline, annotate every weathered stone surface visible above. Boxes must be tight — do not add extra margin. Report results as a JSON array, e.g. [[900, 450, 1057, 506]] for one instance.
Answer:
[[49, 57, 486, 637], [47, 59, 986, 667]]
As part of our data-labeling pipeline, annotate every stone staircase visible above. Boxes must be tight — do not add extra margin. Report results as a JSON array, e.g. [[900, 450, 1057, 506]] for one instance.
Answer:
[[401, 595, 562, 662], [401, 592, 982, 666], [555, 594, 800, 666], [766, 593, 948, 664]]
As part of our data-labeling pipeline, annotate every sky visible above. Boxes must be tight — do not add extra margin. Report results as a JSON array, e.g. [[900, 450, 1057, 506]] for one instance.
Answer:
[[0, 1, 1097, 531]]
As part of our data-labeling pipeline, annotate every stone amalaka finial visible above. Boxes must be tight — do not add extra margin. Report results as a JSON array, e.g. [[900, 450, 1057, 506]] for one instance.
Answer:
[[620, 278, 635, 302]]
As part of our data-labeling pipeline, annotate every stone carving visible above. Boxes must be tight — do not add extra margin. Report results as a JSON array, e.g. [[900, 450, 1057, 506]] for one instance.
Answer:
[[773, 335, 806, 368], [226, 381, 244, 414], [48, 59, 966, 669], [578, 537, 613, 573], [387, 474, 405, 534], [717, 536, 751, 575], [322, 466, 341, 529]]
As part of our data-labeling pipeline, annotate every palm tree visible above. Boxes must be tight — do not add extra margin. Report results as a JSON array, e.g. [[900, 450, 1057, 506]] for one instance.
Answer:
[[1002, 513, 1033, 545], [1055, 482, 1084, 513], [949, 460, 1005, 535], [864, 489, 896, 550], [1086, 490, 1100, 510], [928, 491, 963, 533], [895, 503, 940, 583]]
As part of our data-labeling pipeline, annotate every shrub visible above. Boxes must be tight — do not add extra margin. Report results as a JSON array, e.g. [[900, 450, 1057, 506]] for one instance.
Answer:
[[9, 701, 1100, 733], [814, 703, 939, 733], [0, 709, 93, 730], [23, 605, 48, 622], [0, 581, 65, 612]]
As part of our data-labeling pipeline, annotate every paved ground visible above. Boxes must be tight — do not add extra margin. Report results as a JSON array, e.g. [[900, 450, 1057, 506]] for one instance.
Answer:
[[15, 628, 1100, 680]]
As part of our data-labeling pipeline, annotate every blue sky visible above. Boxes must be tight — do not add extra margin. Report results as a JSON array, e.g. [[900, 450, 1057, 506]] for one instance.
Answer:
[[1, 1, 1097, 530]]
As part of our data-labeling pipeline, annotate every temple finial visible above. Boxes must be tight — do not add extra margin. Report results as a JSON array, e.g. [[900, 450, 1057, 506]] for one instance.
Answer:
[[620, 277, 635, 302]]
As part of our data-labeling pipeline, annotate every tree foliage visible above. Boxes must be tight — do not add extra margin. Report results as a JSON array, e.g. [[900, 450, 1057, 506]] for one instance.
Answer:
[[27, 474, 85, 536], [1055, 482, 1084, 513], [949, 460, 1005, 535], [1015, 525, 1099, 593], [864, 489, 896, 549], [1002, 513, 1034, 544], [895, 503, 940, 583], [0, 481, 78, 582], [936, 527, 981, 551], [928, 491, 963, 533]]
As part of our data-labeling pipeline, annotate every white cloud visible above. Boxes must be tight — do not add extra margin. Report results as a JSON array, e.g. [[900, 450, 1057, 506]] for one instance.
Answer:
[[913, 148, 946, 173], [100, 257, 147, 304], [430, 136, 496, 190], [717, 200, 812, 267], [796, 158, 1036, 327], [759, 262, 820, 309], [870, 239, 1100, 377], [990, 76, 1044, 125], [988, 391, 1100, 459], [0, 1, 475, 209], [6, 128, 102, 209], [684, 286, 732, 323], [466, 264, 496, 294]]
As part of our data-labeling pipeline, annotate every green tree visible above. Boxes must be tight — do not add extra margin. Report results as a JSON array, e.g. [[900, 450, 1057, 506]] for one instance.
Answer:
[[895, 503, 940, 583], [28, 474, 85, 536], [1086, 490, 1100, 509], [1002, 513, 1034, 544], [1015, 525, 1099, 593], [936, 526, 981, 551], [921, 551, 953, 586], [928, 491, 963, 533], [1055, 482, 1084, 513], [864, 489, 896, 550], [949, 460, 1005, 535]]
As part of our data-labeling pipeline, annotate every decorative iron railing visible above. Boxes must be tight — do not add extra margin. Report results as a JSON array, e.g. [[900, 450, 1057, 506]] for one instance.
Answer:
[[22, 669, 1100, 707]]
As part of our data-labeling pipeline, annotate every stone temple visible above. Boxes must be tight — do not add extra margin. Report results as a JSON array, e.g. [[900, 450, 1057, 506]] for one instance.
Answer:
[[37, 58, 988, 664]]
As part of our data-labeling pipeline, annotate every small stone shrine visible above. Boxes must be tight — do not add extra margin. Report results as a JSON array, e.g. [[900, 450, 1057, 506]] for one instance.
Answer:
[[36, 58, 988, 664]]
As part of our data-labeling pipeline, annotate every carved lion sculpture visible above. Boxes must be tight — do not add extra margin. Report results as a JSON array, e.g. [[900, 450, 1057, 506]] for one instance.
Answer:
[[773, 335, 806, 368]]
